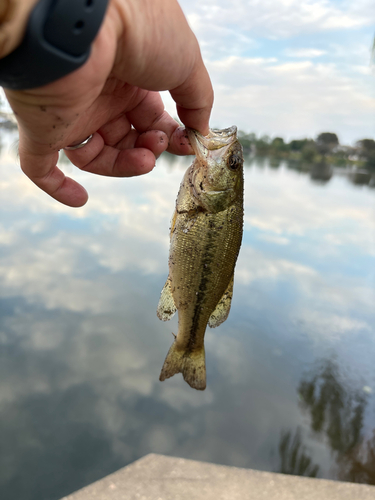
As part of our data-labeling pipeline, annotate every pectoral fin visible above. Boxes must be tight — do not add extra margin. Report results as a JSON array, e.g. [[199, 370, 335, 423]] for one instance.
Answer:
[[208, 275, 234, 328], [157, 276, 177, 321]]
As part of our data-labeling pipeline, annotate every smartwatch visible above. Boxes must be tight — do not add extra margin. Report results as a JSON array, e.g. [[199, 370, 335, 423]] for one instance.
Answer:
[[0, 0, 109, 90]]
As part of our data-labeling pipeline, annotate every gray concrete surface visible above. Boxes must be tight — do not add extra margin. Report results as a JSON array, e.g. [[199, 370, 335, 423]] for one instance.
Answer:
[[60, 453, 375, 500]]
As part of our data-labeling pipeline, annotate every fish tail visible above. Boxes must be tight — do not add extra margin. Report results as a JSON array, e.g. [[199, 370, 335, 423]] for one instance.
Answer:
[[159, 343, 206, 391]]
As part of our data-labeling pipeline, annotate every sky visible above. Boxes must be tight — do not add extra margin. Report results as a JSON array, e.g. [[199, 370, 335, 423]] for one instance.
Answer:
[[0, 0, 373, 147], [162, 0, 375, 145]]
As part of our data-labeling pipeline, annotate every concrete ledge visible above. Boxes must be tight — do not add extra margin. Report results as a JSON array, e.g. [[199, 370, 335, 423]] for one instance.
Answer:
[[60, 453, 375, 500]]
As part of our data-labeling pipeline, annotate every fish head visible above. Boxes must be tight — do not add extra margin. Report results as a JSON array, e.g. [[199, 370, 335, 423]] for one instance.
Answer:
[[187, 127, 243, 213]]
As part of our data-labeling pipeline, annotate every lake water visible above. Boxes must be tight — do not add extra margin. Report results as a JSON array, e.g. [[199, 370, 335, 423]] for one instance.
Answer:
[[0, 131, 375, 499]]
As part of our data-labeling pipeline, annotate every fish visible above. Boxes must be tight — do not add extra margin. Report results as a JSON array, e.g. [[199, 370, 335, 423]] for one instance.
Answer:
[[157, 126, 244, 390]]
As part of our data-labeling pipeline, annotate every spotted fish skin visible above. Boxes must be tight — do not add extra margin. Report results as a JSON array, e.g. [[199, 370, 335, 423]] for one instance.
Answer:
[[157, 127, 244, 390]]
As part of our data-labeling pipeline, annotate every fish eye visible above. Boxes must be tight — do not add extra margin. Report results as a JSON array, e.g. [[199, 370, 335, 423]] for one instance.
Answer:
[[228, 154, 241, 171]]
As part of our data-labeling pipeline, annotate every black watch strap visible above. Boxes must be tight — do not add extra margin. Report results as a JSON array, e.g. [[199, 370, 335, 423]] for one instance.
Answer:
[[0, 0, 109, 90]]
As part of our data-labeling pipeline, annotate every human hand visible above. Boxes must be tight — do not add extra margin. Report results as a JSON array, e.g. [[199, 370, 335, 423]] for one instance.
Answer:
[[4, 0, 213, 207]]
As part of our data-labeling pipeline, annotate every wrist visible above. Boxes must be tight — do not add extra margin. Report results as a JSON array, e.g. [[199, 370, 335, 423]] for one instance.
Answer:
[[0, 0, 39, 58]]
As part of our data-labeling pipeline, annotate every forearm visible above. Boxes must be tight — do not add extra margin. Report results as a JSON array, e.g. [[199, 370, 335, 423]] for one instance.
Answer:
[[0, 0, 39, 58]]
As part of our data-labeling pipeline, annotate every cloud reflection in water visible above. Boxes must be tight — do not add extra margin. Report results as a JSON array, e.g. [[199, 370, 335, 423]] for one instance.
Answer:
[[0, 134, 374, 499]]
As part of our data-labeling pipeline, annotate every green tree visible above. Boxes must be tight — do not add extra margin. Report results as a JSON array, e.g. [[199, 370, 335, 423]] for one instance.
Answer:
[[301, 142, 317, 163], [271, 137, 289, 155], [356, 139, 375, 152], [316, 132, 339, 155], [289, 139, 311, 152], [255, 135, 271, 155], [356, 139, 375, 169], [238, 131, 256, 154]]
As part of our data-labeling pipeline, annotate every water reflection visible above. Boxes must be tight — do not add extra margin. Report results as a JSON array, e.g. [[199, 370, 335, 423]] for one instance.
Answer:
[[278, 428, 319, 478], [339, 432, 375, 484], [269, 156, 375, 188], [310, 161, 333, 183], [298, 359, 375, 485], [278, 358, 375, 485], [299, 359, 366, 455], [0, 132, 374, 500], [349, 170, 373, 186]]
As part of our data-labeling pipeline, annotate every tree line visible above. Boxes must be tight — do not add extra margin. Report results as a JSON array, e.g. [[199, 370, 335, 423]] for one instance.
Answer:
[[238, 131, 375, 171], [1, 103, 374, 172]]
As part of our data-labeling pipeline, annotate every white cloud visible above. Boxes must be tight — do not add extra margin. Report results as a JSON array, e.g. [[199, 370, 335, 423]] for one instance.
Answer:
[[162, 47, 374, 142], [204, 56, 374, 143], [1, 140, 374, 320], [285, 48, 327, 58], [0, 137, 374, 478], [0, 146, 196, 315], [300, 311, 372, 337], [0, 225, 16, 245], [244, 165, 375, 240], [289, 307, 374, 347], [186, 14, 259, 60], [182, 0, 375, 40], [169, 1, 375, 143], [2, 2, 373, 146], [236, 246, 317, 285], [256, 233, 290, 245]]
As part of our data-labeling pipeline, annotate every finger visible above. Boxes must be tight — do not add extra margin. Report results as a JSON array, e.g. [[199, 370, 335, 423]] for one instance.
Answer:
[[167, 127, 193, 156], [19, 146, 88, 207], [66, 130, 168, 173], [97, 113, 132, 146], [66, 132, 156, 177], [79, 146, 157, 177], [113, 129, 169, 157], [170, 55, 214, 136], [63, 132, 105, 168], [124, 126, 192, 157], [134, 130, 169, 158], [126, 91, 177, 136], [115, 129, 141, 150], [126, 92, 193, 154]]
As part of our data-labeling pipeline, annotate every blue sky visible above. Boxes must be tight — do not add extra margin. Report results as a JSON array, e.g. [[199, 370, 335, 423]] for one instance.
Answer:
[[0, 1, 373, 146], [161, 0, 375, 145]]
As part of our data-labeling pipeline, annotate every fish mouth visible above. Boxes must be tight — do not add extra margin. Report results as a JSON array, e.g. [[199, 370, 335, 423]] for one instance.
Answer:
[[187, 127, 238, 157]]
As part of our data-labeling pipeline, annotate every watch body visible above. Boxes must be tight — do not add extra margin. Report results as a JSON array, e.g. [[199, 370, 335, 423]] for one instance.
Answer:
[[0, 0, 109, 90]]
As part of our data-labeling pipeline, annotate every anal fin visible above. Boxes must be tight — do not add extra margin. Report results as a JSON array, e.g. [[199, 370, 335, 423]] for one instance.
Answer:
[[157, 276, 177, 321], [208, 274, 234, 328]]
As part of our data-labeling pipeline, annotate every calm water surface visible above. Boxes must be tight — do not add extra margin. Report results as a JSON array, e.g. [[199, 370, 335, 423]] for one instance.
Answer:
[[0, 131, 375, 499]]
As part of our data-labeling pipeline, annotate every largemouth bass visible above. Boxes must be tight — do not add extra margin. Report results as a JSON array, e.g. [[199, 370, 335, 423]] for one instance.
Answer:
[[157, 126, 244, 390]]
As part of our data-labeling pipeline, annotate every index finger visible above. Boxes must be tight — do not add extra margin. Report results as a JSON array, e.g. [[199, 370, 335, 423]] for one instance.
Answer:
[[170, 52, 214, 136]]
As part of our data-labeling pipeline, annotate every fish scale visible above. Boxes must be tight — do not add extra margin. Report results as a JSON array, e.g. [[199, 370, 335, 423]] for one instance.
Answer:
[[157, 127, 244, 390]]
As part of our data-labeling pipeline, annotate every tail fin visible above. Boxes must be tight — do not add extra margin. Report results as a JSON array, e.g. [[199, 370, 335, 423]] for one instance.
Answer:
[[159, 342, 206, 391]]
